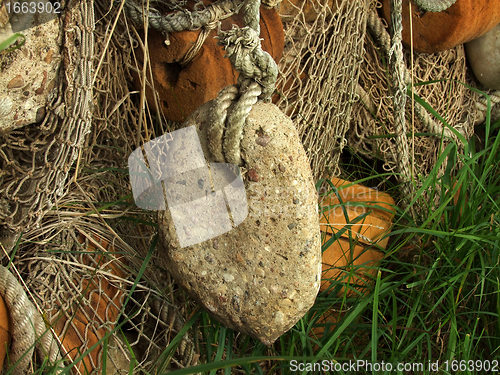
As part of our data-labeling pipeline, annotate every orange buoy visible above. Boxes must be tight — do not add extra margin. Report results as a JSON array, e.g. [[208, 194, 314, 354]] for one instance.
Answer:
[[380, 0, 500, 53], [134, 1, 284, 123], [0, 294, 11, 370], [319, 178, 395, 296]]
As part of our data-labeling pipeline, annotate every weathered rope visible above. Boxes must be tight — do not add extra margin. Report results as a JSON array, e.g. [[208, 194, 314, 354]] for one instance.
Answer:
[[476, 90, 500, 114], [0, 266, 62, 374], [120, 0, 244, 36], [217, 24, 278, 100], [208, 86, 239, 162], [413, 0, 457, 13], [121, 0, 278, 165], [389, 0, 413, 197], [473, 90, 500, 125], [366, 10, 454, 138], [206, 0, 278, 165], [224, 80, 262, 165]]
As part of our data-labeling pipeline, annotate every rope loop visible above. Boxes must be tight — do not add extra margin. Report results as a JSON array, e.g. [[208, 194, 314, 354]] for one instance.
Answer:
[[208, 80, 261, 166]]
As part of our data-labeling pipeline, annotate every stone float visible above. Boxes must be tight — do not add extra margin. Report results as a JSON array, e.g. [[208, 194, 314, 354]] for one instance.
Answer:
[[465, 23, 500, 90], [158, 101, 321, 345]]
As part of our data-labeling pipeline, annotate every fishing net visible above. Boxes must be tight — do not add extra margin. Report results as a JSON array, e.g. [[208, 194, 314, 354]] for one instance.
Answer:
[[274, 0, 369, 179], [1, 0, 498, 372], [1, 0, 198, 372], [347, 0, 500, 192], [348, 1, 478, 184]]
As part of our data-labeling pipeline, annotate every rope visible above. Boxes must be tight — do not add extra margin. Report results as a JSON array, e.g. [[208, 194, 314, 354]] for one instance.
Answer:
[[0, 0, 94, 232], [413, 0, 457, 12], [366, 10, 454, 139], [206, 0, 278, 165], [389, 0, 413, 197], [208, 86, 239, 162], [217, 24, 278, 100], [121, 0, 244, 36], [224, 80, 262, 165], [122, 0, 278, 166], [178, 23, 216, 66], [0, 266, 62, 374]]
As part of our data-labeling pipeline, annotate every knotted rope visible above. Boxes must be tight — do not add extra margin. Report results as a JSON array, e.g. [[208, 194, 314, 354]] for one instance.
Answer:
[[122, 0, 278, 165], [208, 0, 277, 165], [389, 0, 413, 198]]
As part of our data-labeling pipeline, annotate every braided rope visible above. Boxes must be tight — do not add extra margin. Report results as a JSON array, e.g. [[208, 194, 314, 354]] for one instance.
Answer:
[[208, 86, 239, 162], [366, 10, 454, 138], [389, 0, 413, 197], [224, 80, 262, 165], [121, 0, 244, 35], [206, 0, 278, 165], [122, 0, 278, 166], [413, 0, 457, 13], [217, 25, 278, 100], [476, 90, 500, 117], [178, 22, 216, 66], [0, 266, 62, 374]]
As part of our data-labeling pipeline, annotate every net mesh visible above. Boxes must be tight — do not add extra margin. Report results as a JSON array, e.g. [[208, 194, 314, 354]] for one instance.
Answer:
[[274, 0, 369, 179], [349, 5, 478, 179], [0, 0, 495, 372], [2, 0, 198, 372]]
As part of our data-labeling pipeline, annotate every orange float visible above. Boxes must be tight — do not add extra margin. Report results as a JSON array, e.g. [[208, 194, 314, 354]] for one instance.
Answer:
[[134, 1, 284, 123], [0, 294, 11, 370], [319, 178, 395, 296], [54, 234, 127, 374], [380, 0, 500, 53]]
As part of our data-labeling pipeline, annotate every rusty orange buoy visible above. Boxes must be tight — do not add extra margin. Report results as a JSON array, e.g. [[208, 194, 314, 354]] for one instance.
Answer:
[[134, 0, 284, 123], [380, 0, 500, 54]]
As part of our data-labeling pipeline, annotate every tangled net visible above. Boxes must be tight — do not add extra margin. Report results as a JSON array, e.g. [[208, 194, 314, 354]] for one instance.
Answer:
[[275, 0, 369, 179], [1, 0, 498, 372], [1, 0, 199, 372], [348, 1, 478, 183]]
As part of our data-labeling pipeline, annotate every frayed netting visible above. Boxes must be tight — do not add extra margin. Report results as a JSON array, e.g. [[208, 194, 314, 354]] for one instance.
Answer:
[[275, 0, 369, 179], [348, 1, 478, 183], [3, 0, 498, 372], [1, 0, 199, 372]]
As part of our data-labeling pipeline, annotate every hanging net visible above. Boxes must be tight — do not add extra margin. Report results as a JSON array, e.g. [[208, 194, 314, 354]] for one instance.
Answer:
[[1, 0, 498, 372], [274, 0, 369, 179]]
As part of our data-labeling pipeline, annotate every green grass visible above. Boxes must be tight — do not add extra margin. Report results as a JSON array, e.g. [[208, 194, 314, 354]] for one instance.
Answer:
[[9, 90, 500, 374], [140, 91, 500, 374]]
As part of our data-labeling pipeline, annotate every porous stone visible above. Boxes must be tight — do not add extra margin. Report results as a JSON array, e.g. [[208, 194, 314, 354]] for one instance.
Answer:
[[134, 1, 284, 123], [158, 101, 321, 345], [465, 23, 500, 90], [0, 6, 61, 130]]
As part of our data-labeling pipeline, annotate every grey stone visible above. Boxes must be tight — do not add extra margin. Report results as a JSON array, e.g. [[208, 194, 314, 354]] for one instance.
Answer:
[[158, 101, 321, 345], [0, 2, 61, 130], [466, 23, 500, 90]]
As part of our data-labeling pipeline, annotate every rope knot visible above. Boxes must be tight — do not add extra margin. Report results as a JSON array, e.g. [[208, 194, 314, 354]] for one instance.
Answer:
[[217, 25, 278, 100]]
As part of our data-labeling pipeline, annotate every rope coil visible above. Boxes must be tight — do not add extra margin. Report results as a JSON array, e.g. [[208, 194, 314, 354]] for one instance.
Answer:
[[0, 265, 62, 374]]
